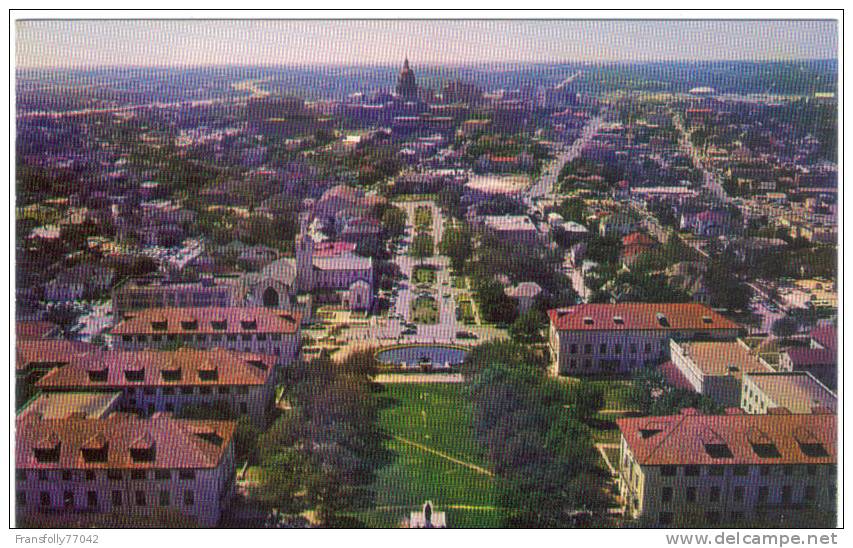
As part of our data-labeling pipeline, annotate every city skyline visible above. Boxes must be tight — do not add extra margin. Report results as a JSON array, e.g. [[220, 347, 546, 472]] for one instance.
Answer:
[[16, 19, 838, 69]]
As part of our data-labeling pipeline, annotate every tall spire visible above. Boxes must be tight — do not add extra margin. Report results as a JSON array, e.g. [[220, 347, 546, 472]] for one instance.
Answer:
[[404, 57, 409, 69]]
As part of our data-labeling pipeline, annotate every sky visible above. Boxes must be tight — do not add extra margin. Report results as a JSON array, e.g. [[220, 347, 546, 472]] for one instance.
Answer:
[[16, 19, 838, 69]]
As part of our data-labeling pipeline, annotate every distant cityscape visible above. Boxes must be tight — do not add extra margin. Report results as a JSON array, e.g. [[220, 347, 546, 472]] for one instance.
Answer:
[[14, 20, 838, 530]]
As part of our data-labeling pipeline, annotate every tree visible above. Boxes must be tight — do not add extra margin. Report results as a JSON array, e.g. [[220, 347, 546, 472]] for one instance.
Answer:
[[409, 233, 433, 261], [509, 309, 545, 344], [585, 235, 622, 266], [567, 381, 606, 423], [471, 276, 517, 324], [439, 225, 473, 271], [251, 449, 306, 514], [555, 198, 587, 224], [772, 316, 800, 338], [380, 206, 406, 238]]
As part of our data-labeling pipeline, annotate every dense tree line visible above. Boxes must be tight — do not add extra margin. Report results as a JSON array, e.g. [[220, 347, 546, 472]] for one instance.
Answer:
[[464, 341, 613, 527], [250, 351, 386, 527]]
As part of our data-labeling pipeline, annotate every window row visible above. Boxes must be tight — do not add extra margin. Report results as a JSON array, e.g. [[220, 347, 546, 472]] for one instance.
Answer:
[[17, 489, 195, 509]]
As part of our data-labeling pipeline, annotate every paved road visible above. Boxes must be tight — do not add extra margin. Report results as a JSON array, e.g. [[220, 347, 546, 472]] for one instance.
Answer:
[[525, 113, 606, 208], [673, 113, 732, 205]]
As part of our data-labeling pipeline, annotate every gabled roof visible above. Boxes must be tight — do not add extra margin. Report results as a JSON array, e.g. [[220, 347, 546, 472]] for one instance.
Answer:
[[16, 340, 97, 371], [111, 307, 300, 335], [16, 413, 235, 470], [548, 303, 740, 332], [36, 348, 275, 389], [810, 326, 837, 351], [617, 410, 835, 466]]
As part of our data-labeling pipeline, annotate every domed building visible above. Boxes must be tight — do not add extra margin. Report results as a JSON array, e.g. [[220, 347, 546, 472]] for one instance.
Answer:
[[396, 58, 418, 99]]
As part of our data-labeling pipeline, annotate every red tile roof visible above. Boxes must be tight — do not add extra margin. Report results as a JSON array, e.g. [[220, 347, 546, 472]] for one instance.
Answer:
[[622, 232, 656, 248], [16, 321, 60, 340], [16, 340, 98, 371], [809, 326, 837, 351], [617, 410, 836, 466], [36, 348, 275, 389], [16, 413, 235, 470], [111, 307, 300, 335], [784, 348, 837, 368], [548, 303, 740, 332]]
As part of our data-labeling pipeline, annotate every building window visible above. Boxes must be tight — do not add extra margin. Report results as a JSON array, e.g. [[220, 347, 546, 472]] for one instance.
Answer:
[[760, 466, 771, 476], [218, 387, 230, 395], [804, 485, 816, 501], [238, 386, 249, 395], [179, 470, 195, 480], [662, 487, 673, 503], [64, 491, 74, 508], [783, 465, 793, 476], [40, 492, 50, 507], [782, 486, 792, 504], [644, 343, 652, 353], [181, 387, 193, 395], [183, 490, 194, 506], [155, 469, 171, 481], [733, 465, 749, 477], [62, 470, 73, 481], [240, 402, 248, 414], [758, 486, 769, 503], [807, 465, 817, 476], [661, 465, 677, 477], [584, 344, 592, 354], [38, 470, 48, 481], [135, 491, 146, 506], [630, 343, 637, 354], [686, 487, 697, 503], [112, 490, 122, 507], [87, 491, 98, 508], [131, 470, 147, 480], [685, 465, 700, 477], [85, 470, 96, 481], [615, 344, 622, 355], [599, 343, 607, 355], [733, 486, 744, 502], [709, 486, 720, 502], [107, 470, 123, 481], [159, 490, 170, 507], [16, 469, 27, 481], [730, 511, 744, 523], [709, 466, 724, 477]]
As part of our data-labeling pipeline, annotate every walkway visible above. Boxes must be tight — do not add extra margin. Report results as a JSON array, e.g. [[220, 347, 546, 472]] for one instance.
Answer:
[[392, 435, 494, 476]]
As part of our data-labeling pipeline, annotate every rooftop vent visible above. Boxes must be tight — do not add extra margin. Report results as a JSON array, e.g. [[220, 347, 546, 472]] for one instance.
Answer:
[[656, 313, 670, 327]]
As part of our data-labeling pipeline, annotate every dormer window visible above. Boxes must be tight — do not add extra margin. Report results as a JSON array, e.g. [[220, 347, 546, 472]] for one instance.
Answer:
[[613, 316, 624, 325], [193, 429, 223, 446], [198, 360, 218, 382], [151, 320, 168, 331], [702, 316, 713, 324], [794, 428, 829, 457], [87, 365, 108, 383], [656, 313, 670, 327], [240, 320, 257, 330], [129, 433, 155, 462], [583, 317, 594, 326], [247, 360, 268, 371], [700, 428, 733, 458], [124, 369, 145, 382], [81, 433, 109, 463], [211, 320, 227, 331], [748, 428, 781, 458], [161, 368, 181, 382], [33, 432, 61, 463], [180, 320, 198, 331]]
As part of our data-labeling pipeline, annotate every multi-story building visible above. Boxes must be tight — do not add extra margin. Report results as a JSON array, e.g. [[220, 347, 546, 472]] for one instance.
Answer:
[[547, 303, 741, 376], [741, 371, 837, 415], [35, 348, 276, 426], [617, 409, 837, 527], [15, 413, 236, 527], [112, 274, 246, 319], [110, 307, 301, 368], [481, 215, 539, 246], [669, 339, 773, 407]]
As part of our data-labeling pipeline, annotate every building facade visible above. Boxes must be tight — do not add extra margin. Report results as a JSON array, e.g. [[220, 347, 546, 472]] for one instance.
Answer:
[[112, 275, 245, 319], [110, 307, 301, 369], [548, 303, 741, 376], [15, 413, 236, 528], [617, 409, 836, 527], [36, 348, 277, 426]]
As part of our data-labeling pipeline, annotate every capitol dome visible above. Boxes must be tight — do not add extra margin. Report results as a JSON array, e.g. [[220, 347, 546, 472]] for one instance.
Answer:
[[396, 58, 418, 99]]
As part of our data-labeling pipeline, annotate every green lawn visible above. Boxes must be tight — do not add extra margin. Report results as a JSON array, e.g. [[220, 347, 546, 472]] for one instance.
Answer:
[[411, 295, 439, 324], [354, 384, 503, 528], [413, 266, 437, 285], [414, 206, 433, 230]]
